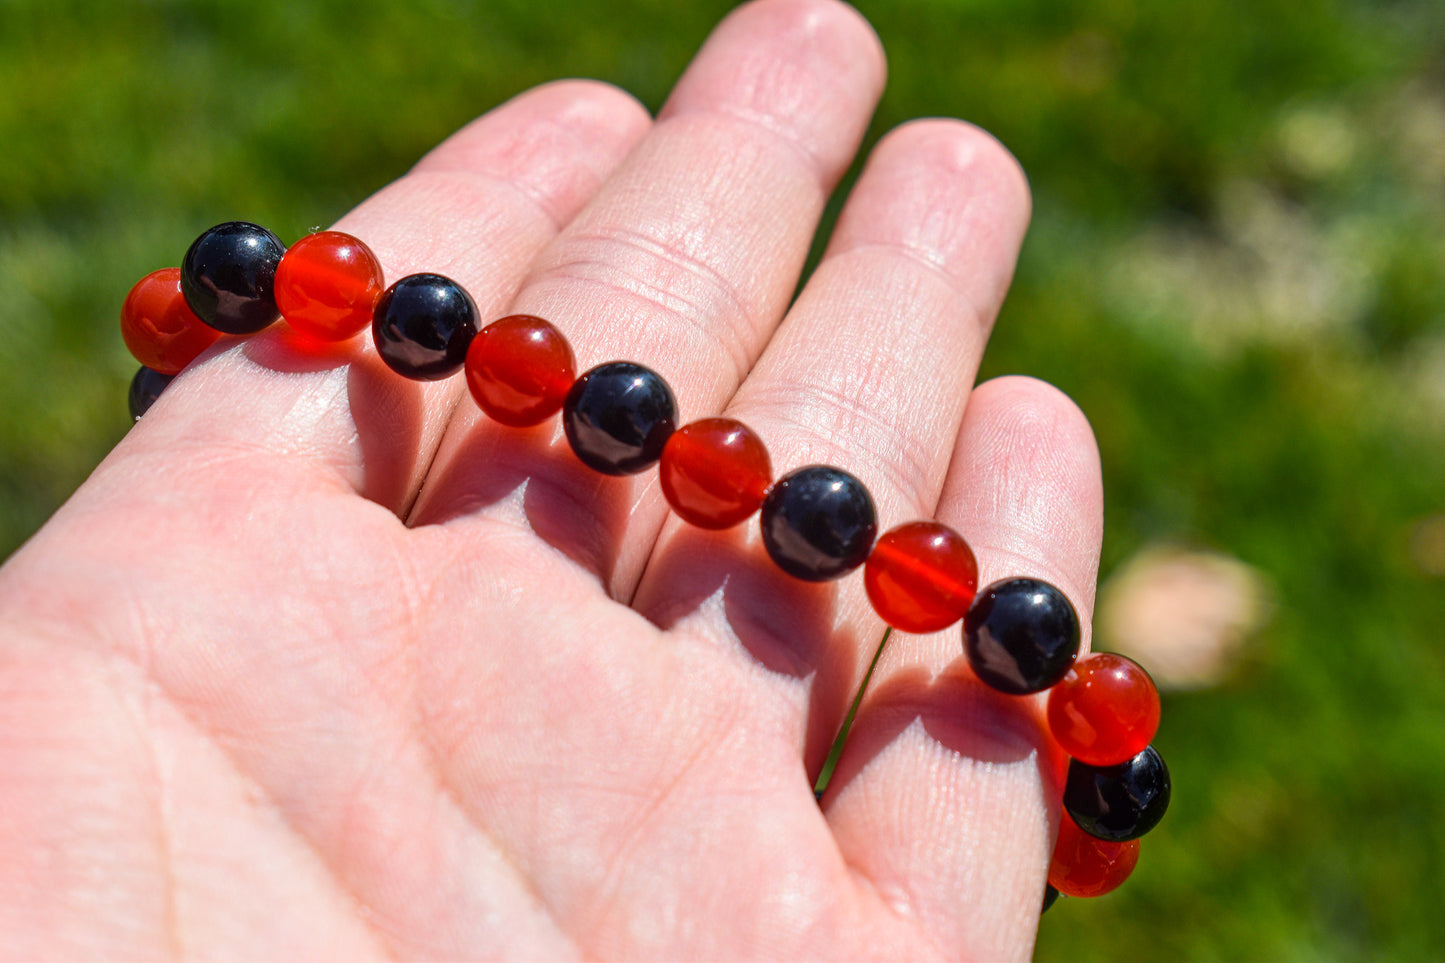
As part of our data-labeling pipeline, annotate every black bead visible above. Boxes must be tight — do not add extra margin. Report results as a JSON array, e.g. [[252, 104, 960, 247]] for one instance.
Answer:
[[1041, 884, 1061, 914], [372, 274, 479, 380], [962, 578, 1080, 694], [181, 221, 286, 334], [128, 366, 175, 421], [1063, 745, 1171, 842], [759, 465, 877, 582], [562, 362, 677, 475]]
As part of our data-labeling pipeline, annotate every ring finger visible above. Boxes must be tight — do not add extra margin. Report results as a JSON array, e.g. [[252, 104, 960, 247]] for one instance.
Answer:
[[631, 117, 1033, 768]]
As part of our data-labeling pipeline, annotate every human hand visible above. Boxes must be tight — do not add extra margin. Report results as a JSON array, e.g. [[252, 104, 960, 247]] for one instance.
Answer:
[[0, 0, 1102, 958]]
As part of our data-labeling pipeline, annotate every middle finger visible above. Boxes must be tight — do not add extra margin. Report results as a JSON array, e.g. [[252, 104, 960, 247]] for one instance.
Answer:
[[409, 0, 886, 597]]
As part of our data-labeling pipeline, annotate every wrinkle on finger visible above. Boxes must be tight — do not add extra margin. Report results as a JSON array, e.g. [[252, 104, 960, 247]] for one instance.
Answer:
[[660, 0, 886, 189], [410, 80, 652, 231], [827, 120, 1030, 332], [940, 376, 1104, 622]]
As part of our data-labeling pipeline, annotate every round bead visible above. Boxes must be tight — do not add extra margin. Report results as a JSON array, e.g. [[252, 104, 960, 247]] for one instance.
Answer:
[[1063, 745, 1172, 842], [1047, 813, 1140, 898], [372, 273, 479, 380], [659, 418, 772, 529], [465, 315, 576, 427], [1047, 653, 1161, 766], [120, 268, 223, 375], [563, 362, 677, 475], [274, 231, 385, 341], [963, 578, 1080, 695], [759, 465, 877, 582], [864, 521, 978, 633], [128, 366, 175, 421], [181, 221, 286, 334]]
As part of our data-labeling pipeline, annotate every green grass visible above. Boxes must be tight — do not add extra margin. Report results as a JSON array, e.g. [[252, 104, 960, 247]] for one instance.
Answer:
[[2, 0, 1443, 957]]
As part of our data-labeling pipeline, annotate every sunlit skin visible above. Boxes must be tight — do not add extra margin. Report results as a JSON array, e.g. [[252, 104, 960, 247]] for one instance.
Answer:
[[0, 1, 1104, 958]]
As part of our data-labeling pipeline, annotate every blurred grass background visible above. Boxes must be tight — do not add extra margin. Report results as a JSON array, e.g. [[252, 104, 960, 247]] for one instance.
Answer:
[[1, 0, 1442, 957]]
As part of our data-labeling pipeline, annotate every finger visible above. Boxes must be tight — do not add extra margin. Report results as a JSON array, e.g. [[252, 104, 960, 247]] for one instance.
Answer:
[[408, 0, 885, 595], [632, 119, 1032, 769], [823, 376, 1105, 961], [109, 80, 650, 518]]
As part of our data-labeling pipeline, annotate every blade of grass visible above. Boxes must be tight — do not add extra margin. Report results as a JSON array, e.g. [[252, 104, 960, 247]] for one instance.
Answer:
[[813, 626, 892, 800]]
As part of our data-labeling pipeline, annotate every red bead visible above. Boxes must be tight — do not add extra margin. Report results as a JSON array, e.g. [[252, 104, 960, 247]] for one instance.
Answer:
[[465, 315, 576, 427], [1048, 813, 1141, 898], [863, 521, 978, 633], [274, 231, 384, 341], [120, 268, 223, 375], [1047, 653, 1161, 766], [659, 418, 772, 529]]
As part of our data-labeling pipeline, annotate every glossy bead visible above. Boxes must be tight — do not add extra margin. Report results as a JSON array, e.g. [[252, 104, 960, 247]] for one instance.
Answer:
[[372, 273, 479, 380], [864, 521, 978, 633], [1064, 745, 1171, 842], [120, 268, 223, 375], [963, 578, 1080, 695], [759, 465, 877, 582], [274, 231, 384, 341], [465, 315, 576, 427], [181, 221, 286, 334], [1047, 653, 1161, 766], [563, 361, 677, 475], [659, 418, 772, 529], [128, 366, 175, 420], [1048, 813, 1140, 898]]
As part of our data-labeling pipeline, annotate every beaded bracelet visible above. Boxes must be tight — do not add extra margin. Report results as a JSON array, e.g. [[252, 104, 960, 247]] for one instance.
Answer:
[[121, 221, 1172, 909]]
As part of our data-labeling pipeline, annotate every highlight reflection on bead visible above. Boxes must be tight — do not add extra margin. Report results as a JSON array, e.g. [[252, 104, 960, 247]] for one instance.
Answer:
[[466, 315, 576, 427], [275, 231, 385, 341], [1048, 653, 1161, 766], [121, 268, 222, 375], [1063, 745, 1171, 842], [181, 221, 286, 335], [964, 578, 1080, 694], [864, 521, 978, 633], [1048, 814, 1140, 898], [760, 465, 877, 581], [660, 418, 772, 529], [372, 273, 478, 380], [563, 362, 677, 475]]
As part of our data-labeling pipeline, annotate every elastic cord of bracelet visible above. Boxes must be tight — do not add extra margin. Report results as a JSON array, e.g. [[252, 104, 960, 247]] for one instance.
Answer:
[[121, 221, 1172, 905]]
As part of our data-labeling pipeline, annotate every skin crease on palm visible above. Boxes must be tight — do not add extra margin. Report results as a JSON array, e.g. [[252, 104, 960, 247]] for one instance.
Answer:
[[0, 0, 1105, 959]]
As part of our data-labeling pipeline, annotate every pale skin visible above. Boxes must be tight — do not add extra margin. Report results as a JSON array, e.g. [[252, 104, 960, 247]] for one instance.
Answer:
[[0, 0, 1105, 958]]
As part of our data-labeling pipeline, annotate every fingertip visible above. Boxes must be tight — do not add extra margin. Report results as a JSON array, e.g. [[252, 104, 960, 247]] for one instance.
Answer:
[[874, 118, 1031, 220], [968, 375, 1102, 509], [363, 80, 651, 256], [415, 79, 651, 177], [661, 0, 886, 186], [828, 118, 1032, 316], [946, 375, 1104, 625]]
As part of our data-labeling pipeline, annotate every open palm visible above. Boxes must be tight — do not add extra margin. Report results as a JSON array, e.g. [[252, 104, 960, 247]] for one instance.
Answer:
[[0, 1, 1103, 958]]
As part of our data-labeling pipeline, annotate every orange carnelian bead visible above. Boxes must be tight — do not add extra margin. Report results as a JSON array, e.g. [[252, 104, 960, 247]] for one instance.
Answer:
[[120, 268, 223, 375], [659, 418, 772, 529], [863, 521, 978, 633], [1047, 653, 1161, 766], [1048, 813, 1141, 898], [465, 315, 576, 427], [274, 231, 385, 341]]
